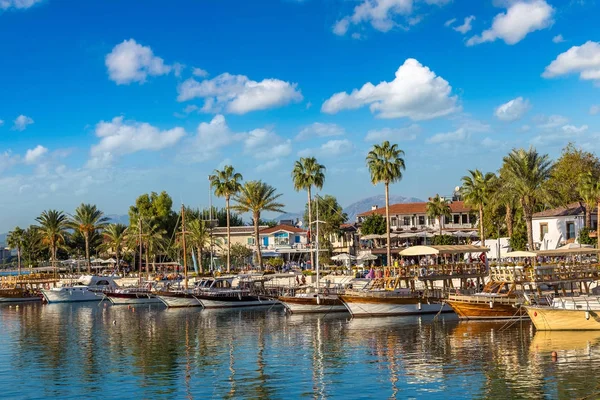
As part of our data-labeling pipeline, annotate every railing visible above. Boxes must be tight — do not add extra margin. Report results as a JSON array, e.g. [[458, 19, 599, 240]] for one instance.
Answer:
[[489, 264, 600, 283]]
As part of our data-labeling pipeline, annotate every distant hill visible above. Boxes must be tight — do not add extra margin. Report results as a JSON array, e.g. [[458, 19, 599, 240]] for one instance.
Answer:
[[275, 194, 423, 225]]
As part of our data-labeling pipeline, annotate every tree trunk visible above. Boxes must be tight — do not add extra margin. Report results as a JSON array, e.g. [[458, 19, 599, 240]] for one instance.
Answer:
[[85, 231, 91, 274], [145, 243, 149, 278], [197, 247, 203, 274], [17, 246, 21, 276], [116, 249, 120, 275], [254, 212, 262, 269], [226, 195, 231, 273], [52, 243, 57, 278], [385, 182, 391, 267], [438, 216, 443, 236], [479, 205, 485, 247], [586, 205, 592, 228], [505, 204, 514, 238], [307, 186, 314, 270], [525, 213, 534, 251]]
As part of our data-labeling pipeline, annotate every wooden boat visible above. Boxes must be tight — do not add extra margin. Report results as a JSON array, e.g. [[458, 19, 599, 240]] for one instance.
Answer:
[[194, 277, 278, 309], [446, 293, 527, 320], [279, 292, 347, 314], [105, 288, 162, 305], [0, 274, 59, 303], [525, 305, 600, 331], [340, 245, 488, 318]]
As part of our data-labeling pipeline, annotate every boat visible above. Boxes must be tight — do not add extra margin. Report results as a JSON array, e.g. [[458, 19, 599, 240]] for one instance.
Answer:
[[194, 276, 278, 309], [446, 248, 600, 320], [105, 286, 162, 305], [525, 295, 600, 330], [41, 275, 118, 303], [0, 274, 59, 303], [340, 245, 488, 317]]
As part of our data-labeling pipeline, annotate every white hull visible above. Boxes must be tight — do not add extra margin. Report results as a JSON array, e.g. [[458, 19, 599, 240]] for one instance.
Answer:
[[157, 294, 202, 308], [342, 300, 452, 317], [282, 302, 348, 314], [198, 298, 278, 309], [107, 294, 162, 305], [42, 288, 101, 303]]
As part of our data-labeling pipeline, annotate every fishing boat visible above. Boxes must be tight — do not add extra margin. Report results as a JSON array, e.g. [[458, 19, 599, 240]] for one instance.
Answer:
[[340, 245, 488, 317], [0, 274, 59, 303], [193, 276, 277, 309], [447, 248, 600, 320], [41, 275, 118, 303], [105, 285, 162, 305], [525, 295, 600, 330]]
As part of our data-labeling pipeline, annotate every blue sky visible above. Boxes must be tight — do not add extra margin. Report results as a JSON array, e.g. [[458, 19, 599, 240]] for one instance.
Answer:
[[1, 0, 599, 232]]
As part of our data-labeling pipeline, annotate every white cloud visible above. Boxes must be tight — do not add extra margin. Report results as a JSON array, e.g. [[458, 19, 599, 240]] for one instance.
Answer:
[[180, 114, 245, 163], [88, 116, 185, 168], [298, 139, 354, 158], [192, 68, 209, 78], [552, 34, 565, 43], [105, 39, 171, 85], [444, 18, 457, 27], [177, 73, 303, 114], [542, 41, 600, 84], [562, 124, 588, 134], [255, 159, 281, 173], [0, 151, 19, 173], [0, 0, 42, 10], [321, 58, 460, 120], [453, 16, 475, 34], [426, 128, 467, 144], [520, 124, 531, 132], [534, 114, 568, 129], [481, 137, 501, 148], [364, 124, 421, 142], [0, 119, 4, 126], [590, 105, 600, 115], [296, 122, 345, 140], [172, 63, 185, 78], [24, 145, 48, 164], [244, 128, 291, 159], [467, 0, 554, 46], [494, 97, 531, 121], [12, 114, 34, 131], [332, 0, 449, 36]]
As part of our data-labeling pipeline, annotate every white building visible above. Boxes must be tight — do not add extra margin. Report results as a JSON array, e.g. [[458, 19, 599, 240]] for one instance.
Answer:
[[532, 203, 596, 250]]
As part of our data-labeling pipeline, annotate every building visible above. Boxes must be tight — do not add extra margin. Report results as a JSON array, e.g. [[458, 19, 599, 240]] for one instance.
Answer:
[[532, 203, 597, 250], [330, 223, 359, 255], [356, 201, 475, 233], [211, 225, 267, 255], [0, 247, 11, 264], [259, 224, 307, 249]]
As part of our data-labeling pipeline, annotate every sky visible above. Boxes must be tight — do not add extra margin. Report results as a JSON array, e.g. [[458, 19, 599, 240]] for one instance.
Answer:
[[1, 0, 600, 232]]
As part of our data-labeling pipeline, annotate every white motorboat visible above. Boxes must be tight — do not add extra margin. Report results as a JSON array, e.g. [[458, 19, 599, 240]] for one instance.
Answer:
[[41, 275, 118, 303]]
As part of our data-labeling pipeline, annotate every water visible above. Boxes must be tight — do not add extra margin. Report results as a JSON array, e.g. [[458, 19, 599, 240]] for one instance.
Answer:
[[1, 304, 599, 399]]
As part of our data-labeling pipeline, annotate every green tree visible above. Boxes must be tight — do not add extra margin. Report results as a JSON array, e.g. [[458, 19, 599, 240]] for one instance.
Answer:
[[360, 213, 387, 235], [366, 141, 406, 266], [303, 195, 347, 250], [426, 194, 451, 236], [546, 143, 600, 206], [186, 218, 210, 273], [292, 157, 326, 270], [102, 224, 128, 271], [36, 210, 69, 275], [21, 226, 43, 268], [6, 226, 25, 274], [502, 147, 554, 250], [461, 170, 496, 246], [129, 191, 176, 234], [578, 171, 600, 228], [432, 235, 456, 245], [250, 218, 277, 228], [494, 165, 519, 238], [230, 243, 253, 269], [198, 207, 244, 227], [233, 181, 285, 269], [210, 165, 243, 273], [69, 203, 109, 273]]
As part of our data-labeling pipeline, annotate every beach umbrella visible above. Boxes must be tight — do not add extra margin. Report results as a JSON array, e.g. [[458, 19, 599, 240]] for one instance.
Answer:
[[331, 253, 356, 261]]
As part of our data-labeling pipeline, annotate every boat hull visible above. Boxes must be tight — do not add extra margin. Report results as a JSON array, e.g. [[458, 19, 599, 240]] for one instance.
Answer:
[[446, 295, 527, 320], [0, 289, 42, 303], [156, 293, 202, 308], [106, 292, 162, 305], [279, 295, 347, 314], [41, 288, 102, 303], [525, 306, 600, 331], [196, 295, 278, 309], [0, 296, 42, 303], [339, 295, 452, 317]]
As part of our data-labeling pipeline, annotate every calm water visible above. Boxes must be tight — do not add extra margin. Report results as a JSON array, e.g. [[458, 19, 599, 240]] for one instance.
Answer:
[[1, 304, 599, 399]]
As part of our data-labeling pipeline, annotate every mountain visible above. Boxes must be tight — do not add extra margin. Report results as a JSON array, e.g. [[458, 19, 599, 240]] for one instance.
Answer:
[[343, 195, 423, 223], [105, 214, 130, 225], [275, 194, 423, 225]]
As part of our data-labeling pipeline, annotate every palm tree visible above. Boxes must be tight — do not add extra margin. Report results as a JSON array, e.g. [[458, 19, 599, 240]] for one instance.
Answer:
[[102, 224, 128, 271], [426, 195, 451, 236], [6, 226, 25, 275], [209, 165, 243, 273], [233, 181, 285, 269], [36, 210, 68, 276], [366, 141, 405, 267], [578, 172, 600, 228], [292, 157, 326, 270], [495, 166, 519, 238], [461, 170, 496, 246], [69, 203, 109, 273], [186, 218, 210, 273], [502, 147, 554, 250]]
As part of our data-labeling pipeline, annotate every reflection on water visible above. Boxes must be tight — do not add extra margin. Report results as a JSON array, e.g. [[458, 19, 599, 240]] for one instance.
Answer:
[[1, 303, 600, 399]]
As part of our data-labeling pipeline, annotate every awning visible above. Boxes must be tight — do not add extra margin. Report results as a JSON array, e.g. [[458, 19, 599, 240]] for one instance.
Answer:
[[399, 245, 490, 256], [503, 251, 537, 258]]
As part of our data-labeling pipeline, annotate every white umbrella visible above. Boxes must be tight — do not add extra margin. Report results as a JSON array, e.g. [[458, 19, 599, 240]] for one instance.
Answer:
[[453, 231, 477, 238], [357, 253, 378, 261], [331, 253, 356, 261], [102, 258, 117, 264], [414, 231, 434, 238]]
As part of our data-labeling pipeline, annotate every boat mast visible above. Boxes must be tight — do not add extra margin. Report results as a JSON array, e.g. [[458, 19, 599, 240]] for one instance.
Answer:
[[138, 216, 142, 286], [315, 194, 320, 291], [182, 204, 188, 290]]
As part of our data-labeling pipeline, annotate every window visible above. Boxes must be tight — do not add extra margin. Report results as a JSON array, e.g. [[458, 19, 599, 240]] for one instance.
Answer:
[[453, 214, 460, 224], [403, 216, 411, 226], [444, 215, 451, 224], [391, 217, 397, 226], [566, 222, 576, 240], [274, 232, 289, 246], [461, 214, 468, 224], [418, 216, 425, 225], [247, 237, 255, 245], [539, 223, 548, 241]]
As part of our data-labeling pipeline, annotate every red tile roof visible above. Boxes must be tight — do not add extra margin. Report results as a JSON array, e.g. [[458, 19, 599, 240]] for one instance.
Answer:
[[533, 202, 595, 218], [259, 224, 307, 235], [357, 201, 471, 217]]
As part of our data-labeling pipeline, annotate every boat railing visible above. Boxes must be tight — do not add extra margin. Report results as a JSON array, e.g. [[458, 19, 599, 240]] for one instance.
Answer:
[[490, 264, 600, 284]]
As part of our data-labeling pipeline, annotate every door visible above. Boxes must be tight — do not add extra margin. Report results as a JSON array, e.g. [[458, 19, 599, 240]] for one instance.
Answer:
[[263, 237, 269, 247]]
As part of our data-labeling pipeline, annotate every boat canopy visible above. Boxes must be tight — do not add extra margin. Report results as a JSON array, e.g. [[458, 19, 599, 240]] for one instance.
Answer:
[[535, 248, 600, 256], [399, 245, 489, 256]]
